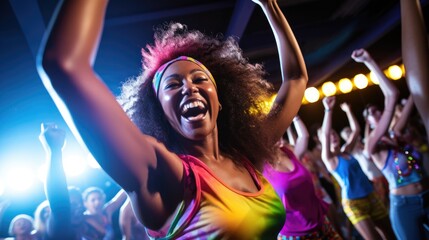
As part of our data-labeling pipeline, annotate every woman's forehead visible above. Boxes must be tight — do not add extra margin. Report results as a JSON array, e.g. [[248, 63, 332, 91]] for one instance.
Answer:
[[162, 60, 205, 76]]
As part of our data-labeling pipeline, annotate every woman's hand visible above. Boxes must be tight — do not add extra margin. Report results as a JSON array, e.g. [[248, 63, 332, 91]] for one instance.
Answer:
[[351, 48, 371, 63], [39, 123, 66, 154], [323, 96, 336, 111], [340, 102, 351, 112]]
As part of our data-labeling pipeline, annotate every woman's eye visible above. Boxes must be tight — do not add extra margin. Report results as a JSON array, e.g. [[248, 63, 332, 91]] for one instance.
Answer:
[[165, 82, 180, 89], [193, 77, 208, 83]]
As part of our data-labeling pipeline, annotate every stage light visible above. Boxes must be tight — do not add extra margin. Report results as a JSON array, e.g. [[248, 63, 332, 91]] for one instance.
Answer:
[[37, 164, 48, 183], [321, 81, 337, 96], [304, 87, 320, 103], [249, 94, 276, 115], [369, 71, 379, 85], [338, 78, 353, 93], [63, 155, 87, 177], [353, 74, 369, 89], [0, 180, 5, 197], [6, 166, 35, 193], [87, 153, 101, 169], [387, 65, 403, 80]]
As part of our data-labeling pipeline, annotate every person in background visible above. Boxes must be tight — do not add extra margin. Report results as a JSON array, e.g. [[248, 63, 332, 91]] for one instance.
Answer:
[[354, 46, 429, 239], [263, 115, 342, 239], [37, 0, 307, 238], [320, 96, 395, 240], [32, 200, 50, 240], [307, 124, 339, 207], [119, 198, 148, 240], [2, 214, 36, 240], [339, 102, 390, 208], [39, 123, 86, 239], [82, 187, 126, 240], [306, 123, 349, 237]]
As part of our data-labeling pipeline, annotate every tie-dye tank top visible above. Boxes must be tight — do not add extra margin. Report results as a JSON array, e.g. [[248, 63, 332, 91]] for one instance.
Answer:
[[147, 154, 285, 239]]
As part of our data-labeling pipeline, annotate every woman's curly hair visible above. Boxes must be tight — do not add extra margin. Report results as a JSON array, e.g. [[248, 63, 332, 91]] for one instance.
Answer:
[[118, 22, 275, 166]]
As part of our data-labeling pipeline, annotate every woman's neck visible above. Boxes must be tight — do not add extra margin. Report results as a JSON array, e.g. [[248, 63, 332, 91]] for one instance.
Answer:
[[331, 146, 340, 155], [180, 129, 221, 163]]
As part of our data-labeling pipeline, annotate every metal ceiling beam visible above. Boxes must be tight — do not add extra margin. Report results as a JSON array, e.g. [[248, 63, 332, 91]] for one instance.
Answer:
[[225, 0, 255, 41], [9, 0, 46, 60]]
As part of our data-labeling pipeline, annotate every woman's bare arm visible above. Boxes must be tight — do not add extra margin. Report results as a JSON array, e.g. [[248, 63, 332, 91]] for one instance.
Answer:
[[400, 0, 429, 143], [340, 102, 360, 153], [292, 116, 309, 159], [319, 96, 338, 171], [37, 0, 184, 229], [391, 95, 414, 137], [104, 189, 128, 221], [351, 49, 399, 155], [254, 0, 308, 145]]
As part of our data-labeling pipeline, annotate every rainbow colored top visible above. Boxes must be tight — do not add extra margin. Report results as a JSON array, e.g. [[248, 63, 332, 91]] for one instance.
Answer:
[[147, 154, 285, 239]]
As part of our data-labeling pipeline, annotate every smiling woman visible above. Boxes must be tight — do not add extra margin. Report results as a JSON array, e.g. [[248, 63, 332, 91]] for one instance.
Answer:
[[36, 0, 307, 238], [116, 25, 284, 163]]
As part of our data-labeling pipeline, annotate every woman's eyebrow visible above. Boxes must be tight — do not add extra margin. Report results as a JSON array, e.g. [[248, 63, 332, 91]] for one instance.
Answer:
[[163, 69, 207, 81], [190, 68, 206, 74], [162, 73, 182, 82]]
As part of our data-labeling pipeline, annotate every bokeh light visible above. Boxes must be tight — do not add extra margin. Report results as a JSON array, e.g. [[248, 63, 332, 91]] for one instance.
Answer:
[[338, 78, 353, 93], [37, 164, 48, 183], [353, 74, 369, 89], [321, 81, 337, 96], [304, 87, 320, 103], [0, 180, 5, 197], [6, 166, 35, 193], [87, 153, 101, 169], [387, 65, 403, 80], [369, 71, 379, 85], [63, 155, 87, 177]]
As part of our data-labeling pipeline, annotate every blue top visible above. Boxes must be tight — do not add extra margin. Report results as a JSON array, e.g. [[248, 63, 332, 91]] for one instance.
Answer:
[[331, 154, 373, 199], [382, 145, 426, 190]]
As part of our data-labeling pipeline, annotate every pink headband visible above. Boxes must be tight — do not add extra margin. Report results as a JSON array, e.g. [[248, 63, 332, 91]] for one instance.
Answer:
[[152, 56, 216, 96]]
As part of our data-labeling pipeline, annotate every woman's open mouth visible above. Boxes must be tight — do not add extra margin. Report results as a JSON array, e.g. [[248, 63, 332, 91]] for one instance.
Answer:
[[180, 100, 208, 121]]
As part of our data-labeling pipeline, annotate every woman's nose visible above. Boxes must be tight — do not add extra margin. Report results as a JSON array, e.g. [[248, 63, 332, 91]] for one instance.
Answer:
[[181, 80, 198, 95]]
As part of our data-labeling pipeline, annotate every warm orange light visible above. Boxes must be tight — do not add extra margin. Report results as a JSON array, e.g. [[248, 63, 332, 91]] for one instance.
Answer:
[[321, 81, 337, 96], [369, 71, 379, 85], [386, 65, 403, 80], [353, 74, 369, 89], [338, 78, 353, 93], [304, 87, 320, 103]]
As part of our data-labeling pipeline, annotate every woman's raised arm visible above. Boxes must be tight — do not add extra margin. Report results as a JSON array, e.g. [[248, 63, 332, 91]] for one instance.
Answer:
[[319, 96, 338, 171], [400, 0, 429, 143], [37, 0, 184, 229], [291, 116, 309, 160], [254, 0, 308, 145], [340, 102, 360, 153], [351, 49, 399, 155]]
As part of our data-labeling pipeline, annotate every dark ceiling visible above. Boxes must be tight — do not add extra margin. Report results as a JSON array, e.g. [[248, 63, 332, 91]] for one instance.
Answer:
[[1, 0, 429, 166], [5, 0, 429, 88]]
